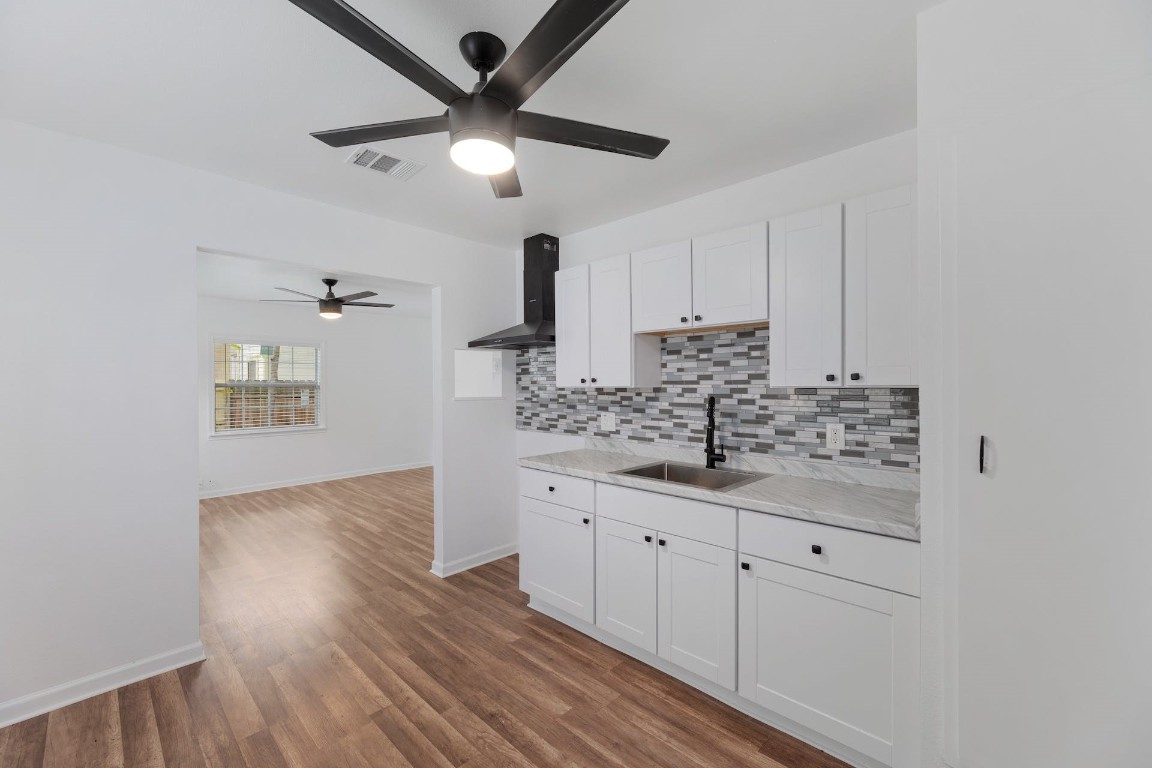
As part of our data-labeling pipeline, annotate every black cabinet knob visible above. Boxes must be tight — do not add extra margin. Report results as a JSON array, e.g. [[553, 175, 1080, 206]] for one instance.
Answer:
[[694, 314, 702, 321], [590, 378, 597, 383], [825, 374, 836, 382], [680, 316, 688, 323], [658, 539, 666, 547], [811, 544, 822, 555], [850, 372, 861, 381], [583, 518, 590, 525], [644, 535, 653, 543], [547, 486, 555, 492], [741, 562, 750, 571], [580, 378, 587, 383]]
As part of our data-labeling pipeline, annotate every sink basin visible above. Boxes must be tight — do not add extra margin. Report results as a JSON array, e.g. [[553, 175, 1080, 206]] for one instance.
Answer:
[[613, 461, 766, 492]]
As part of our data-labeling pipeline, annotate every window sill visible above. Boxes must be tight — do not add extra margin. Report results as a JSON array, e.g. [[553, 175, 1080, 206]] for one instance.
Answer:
[[209, 426, 327, 440]]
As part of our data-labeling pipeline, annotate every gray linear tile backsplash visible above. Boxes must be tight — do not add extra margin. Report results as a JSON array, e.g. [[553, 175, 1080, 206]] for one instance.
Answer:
[[516, 327, 919, 471]]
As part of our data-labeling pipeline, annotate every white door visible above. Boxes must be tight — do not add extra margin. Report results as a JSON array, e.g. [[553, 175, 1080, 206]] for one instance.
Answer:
[[691, 224, 768, 327], [768, 204, 843, 387], [595, 516, 657, 653], [554, 264, 590, 387], [844, 186, 917, 387], [519, 497, 595, 623], [589, 254, 633, 387], [738, 556, 920, 767], [657, 534, 737, 689], [630, 240, 693, 333]]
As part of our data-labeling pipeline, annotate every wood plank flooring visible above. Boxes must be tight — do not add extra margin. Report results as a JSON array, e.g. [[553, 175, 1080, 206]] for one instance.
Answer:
[[0, 469, 850, 768]]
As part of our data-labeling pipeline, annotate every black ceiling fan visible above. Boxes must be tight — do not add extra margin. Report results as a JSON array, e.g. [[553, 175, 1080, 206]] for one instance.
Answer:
[[286, 0, 669, 198], [262, 278, 394, 319]]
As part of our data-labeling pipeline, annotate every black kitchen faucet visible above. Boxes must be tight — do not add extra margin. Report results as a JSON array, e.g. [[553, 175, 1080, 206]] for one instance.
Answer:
[[705, 395, 727, 469]]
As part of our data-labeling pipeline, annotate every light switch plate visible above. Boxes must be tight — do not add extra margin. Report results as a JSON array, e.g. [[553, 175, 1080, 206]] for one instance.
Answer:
[[826, 422, 845, 450], [600, 413, 617, 432]]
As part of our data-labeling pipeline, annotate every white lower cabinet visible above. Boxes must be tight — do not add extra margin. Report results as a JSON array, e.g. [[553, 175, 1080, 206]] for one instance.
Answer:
[[594, 517, 657, 653], [519, 496, 595, 623], [738, 554, 920, 768]]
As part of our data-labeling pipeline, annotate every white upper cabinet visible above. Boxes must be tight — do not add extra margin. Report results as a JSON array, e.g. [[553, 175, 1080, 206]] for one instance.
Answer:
[[554, 264, 591, 387], [630, 240, 693, 333], [769, 204, 844, 387], [691, 224, 769, 327], [590, 254, 661, 388], [844, 185, 917, 387]]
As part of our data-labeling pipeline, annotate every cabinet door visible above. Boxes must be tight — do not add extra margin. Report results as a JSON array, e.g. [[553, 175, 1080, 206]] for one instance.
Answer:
[[519, 497, 595, 623], [595, 517, 658, 653], [589, 253, 659, 387], [657, 534, 737, 689], [768, 205, 844, 387], [845, 186, 917, 386], [630, 240, 693, 333], [691, 224, 768, 327], [738, 555, 920, 767], [554, 264, 590, 387]]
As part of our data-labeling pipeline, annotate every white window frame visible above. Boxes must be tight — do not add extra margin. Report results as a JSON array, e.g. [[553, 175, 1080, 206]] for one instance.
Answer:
[[209, 336, 326, 439]]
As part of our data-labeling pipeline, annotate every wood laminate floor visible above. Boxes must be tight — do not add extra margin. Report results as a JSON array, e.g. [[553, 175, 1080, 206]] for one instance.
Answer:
[[0, 468, 850, 768]]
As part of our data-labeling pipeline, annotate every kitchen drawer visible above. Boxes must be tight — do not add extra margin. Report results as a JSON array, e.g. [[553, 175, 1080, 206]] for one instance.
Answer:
[[739, 511, 919, 596], [597, 483, 736, 550], [519, 468, 595, 512]]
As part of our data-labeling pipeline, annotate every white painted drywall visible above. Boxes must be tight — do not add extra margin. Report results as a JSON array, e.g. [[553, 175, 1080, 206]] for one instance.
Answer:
[[197, 296, 432, 496], [917, 1, 1152, 766], [0, 117, 517, 726], [560, 131, 916, 267]]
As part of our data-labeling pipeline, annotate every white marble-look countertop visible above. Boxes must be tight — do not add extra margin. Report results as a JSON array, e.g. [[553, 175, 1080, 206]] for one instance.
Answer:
[[519, 449, 920, 541]]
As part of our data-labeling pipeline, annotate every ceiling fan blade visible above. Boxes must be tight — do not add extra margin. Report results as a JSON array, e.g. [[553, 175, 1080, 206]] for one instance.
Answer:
[[261, 299, 317, 303], [311, 114, 448, 148], [482, 0, 630, 110], [274, 287, 323, 299], [334, 291, 377, 302], [489, 167, 523, 198], [518, 111, 669, 159], [286, 0, 467, 106], [343, 301, 396, 307]]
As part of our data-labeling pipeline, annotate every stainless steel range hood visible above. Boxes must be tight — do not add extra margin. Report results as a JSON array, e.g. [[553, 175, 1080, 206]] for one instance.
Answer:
[[468, 233, 558, 350]]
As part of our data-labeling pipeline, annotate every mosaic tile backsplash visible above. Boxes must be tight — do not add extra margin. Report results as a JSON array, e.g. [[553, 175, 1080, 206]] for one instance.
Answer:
[[516, 327, 919, 471]]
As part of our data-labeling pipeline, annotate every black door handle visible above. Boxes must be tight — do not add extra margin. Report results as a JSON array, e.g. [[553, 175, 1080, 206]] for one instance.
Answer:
[[694, 314, 702, 321], [680, 316, 688, 323], [644, 535, 652, 543], [811, 544, 822, 555], [590, 378, 597, 383], [547, 486, 555, 492], [740, 562, 750, 571], [825, 374, 836, 382], [580, 378, 587, 384], [850, 373, 861, 381], [583, 518, 590, 525], [979, 435, 987, 474], [658, 539, 666, 547]]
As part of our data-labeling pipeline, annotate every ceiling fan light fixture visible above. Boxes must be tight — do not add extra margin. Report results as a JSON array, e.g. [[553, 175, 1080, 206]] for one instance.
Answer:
[[449, 135, 515, 175], [448, 94, 516, 175], [318, 299, 343, 319]]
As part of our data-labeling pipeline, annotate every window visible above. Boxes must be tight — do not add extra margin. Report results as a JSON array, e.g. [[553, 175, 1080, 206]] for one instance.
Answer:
[[213, 342, 321, 434]]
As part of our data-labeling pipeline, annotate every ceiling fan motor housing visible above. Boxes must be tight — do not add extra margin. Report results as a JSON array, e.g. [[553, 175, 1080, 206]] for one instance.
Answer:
[[448, 95, 517, 154]]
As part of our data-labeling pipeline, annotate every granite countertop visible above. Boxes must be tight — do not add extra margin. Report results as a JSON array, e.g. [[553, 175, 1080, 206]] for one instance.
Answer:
[[519, 449, 920, 541]]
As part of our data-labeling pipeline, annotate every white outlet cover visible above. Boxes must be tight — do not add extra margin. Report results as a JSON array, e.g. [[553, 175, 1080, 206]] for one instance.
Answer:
[[826, 423, 846, 450], [600, 413, 617, 431]]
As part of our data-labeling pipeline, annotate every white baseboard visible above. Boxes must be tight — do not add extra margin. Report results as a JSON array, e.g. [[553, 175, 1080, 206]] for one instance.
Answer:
[[527, 599, 884, 768], [199, 462, 432, 499], [430, 542, 518, 578], [0, 641, 206, 729]]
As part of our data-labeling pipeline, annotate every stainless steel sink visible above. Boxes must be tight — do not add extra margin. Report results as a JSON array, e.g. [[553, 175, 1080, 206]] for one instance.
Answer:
[[613, 461, 766, 492]]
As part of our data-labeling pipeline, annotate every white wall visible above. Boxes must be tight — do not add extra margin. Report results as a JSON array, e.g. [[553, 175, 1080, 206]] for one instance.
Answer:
[[0, 117, 517, 726], [560, 131, 916, 267], [917, 1, 1152, 766], [197, 296, 432, 496]]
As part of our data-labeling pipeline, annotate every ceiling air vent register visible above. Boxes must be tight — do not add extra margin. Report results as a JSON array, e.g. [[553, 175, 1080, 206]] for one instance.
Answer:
[[345, 146, 425, 180]]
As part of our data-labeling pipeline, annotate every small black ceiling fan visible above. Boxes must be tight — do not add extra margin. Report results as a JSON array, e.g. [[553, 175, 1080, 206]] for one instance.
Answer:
[[263, 278, 394, 319], [286, 0, 669, 198]]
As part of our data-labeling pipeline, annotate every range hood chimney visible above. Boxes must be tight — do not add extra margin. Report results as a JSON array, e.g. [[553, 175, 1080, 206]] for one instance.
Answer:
[[468, 233, 558, 350]]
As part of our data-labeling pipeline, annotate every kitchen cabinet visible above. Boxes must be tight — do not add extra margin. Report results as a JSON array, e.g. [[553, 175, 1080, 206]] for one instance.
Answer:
[[844, 185, 918, 387], [691, 224, 768, 327], [631, 227, 769, 333], [769, 204, 844, 387], [738, 555, 920, 767], [595, 516, 657, 653], [519, 497, 595, 623], [555, 256, 660, 388]]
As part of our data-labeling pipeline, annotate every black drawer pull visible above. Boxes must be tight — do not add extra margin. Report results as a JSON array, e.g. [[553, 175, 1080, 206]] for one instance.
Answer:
[[547, 486, 555, 492], [658, 539, 666, 547], [583, 518, 590, 525], [694, 314, 702, 321], [590, 377, 597, 383], [644, 535, 653, 543], [850, 373, 861, 381], [680, 316, 688, 323], [811, 544, 822, 555], [580, 378, 587, 384], [740, 562, 750, 571], [825, 374, 836, 382]]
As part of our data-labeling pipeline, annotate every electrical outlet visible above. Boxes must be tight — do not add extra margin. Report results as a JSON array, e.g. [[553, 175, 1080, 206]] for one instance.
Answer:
[[600, 413, 617, 432], [826, 423, 846, 450]]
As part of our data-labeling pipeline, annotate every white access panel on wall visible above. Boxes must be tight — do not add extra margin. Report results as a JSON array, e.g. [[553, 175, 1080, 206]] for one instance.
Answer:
[[769, 204, 844, 387], [630, 240, 693, 333], [845, 186, 917, 387], [691, 224, 768, 327], [554, 264, 590, 387]]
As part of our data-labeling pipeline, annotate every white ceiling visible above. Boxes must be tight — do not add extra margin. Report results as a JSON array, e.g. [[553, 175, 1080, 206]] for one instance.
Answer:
[[197, 250, 434, 318], [1, 0, 938, 249]]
